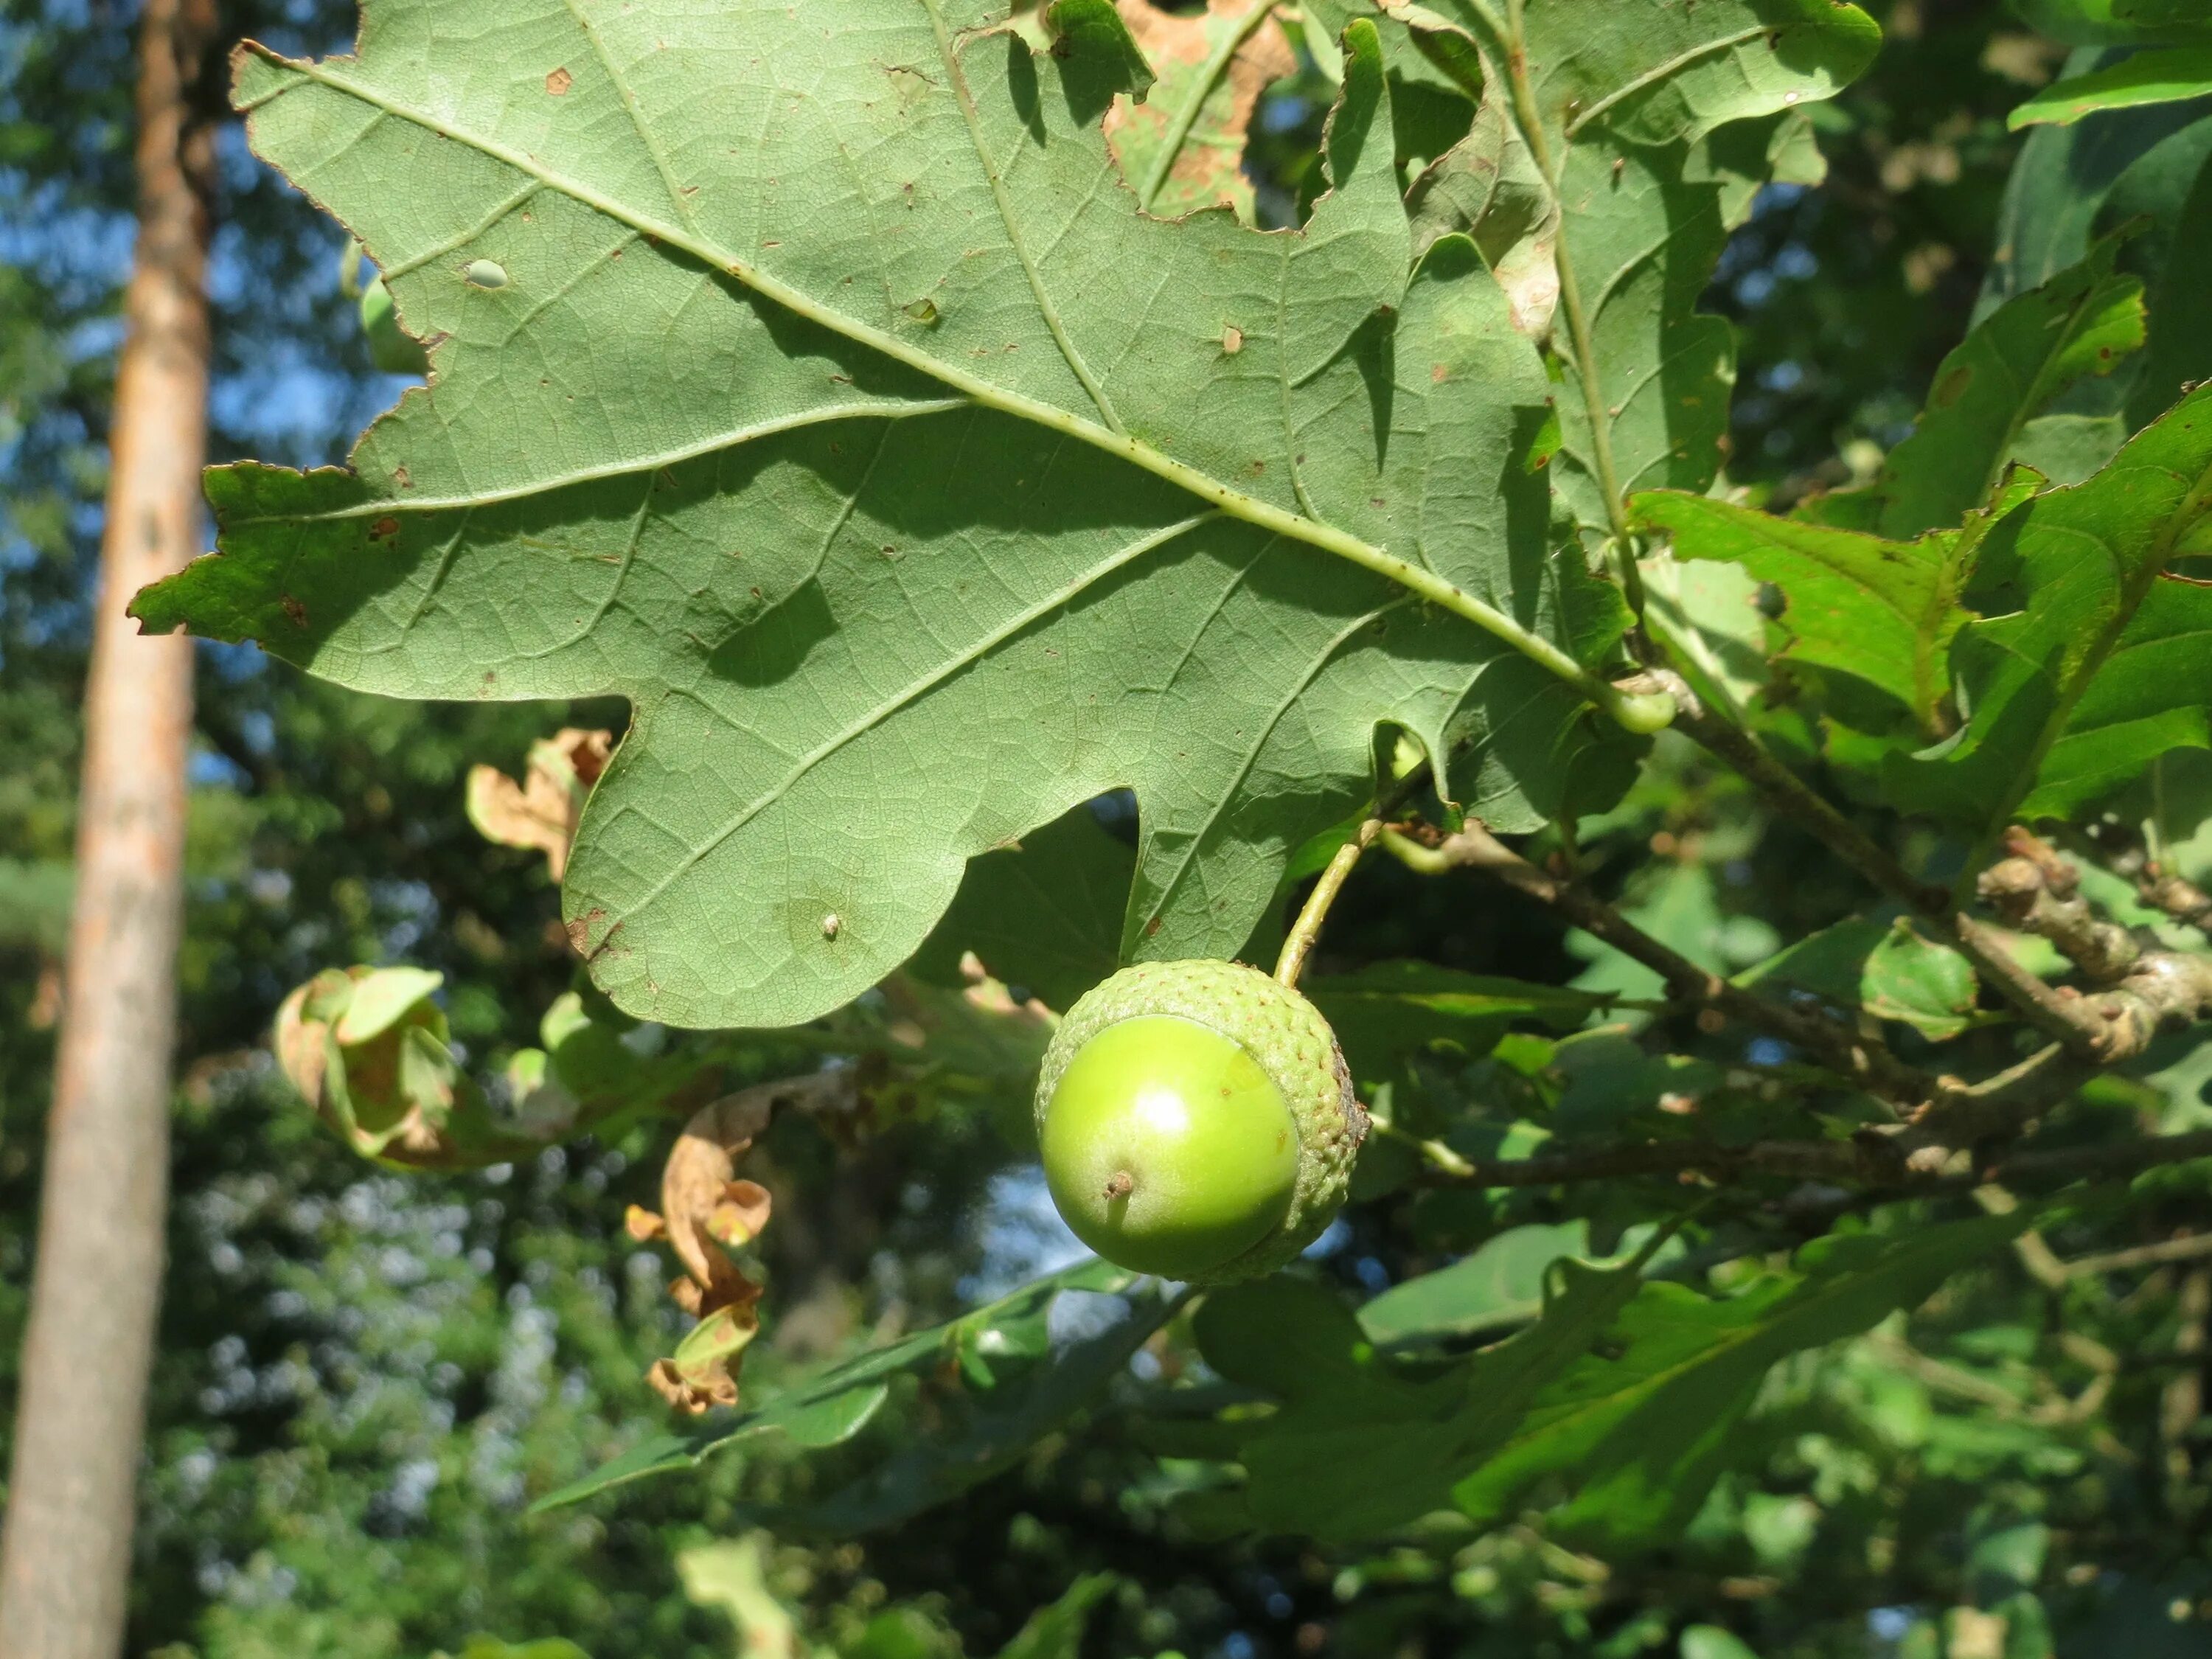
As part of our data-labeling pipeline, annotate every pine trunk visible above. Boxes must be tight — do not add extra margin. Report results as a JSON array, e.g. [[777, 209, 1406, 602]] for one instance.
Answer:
[[0, 0, 218, 1651]]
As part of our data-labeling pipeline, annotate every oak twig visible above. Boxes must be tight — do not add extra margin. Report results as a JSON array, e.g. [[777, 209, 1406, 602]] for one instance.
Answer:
[[1383, 820, 1933, 1104], [1658, 684, 2115, 1057], [2065, 1232, 2212, 1279], [2143, 870, 2212, 933], [1978, 829, 2212, 1061], [1910, 1043, 2093, 1144], [1426, 1127, 2212, 1194]]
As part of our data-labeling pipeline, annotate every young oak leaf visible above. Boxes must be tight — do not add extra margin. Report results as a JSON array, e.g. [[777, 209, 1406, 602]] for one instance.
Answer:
[[132, 0, 1640, 1029], [1875, 234, 2146, 539]]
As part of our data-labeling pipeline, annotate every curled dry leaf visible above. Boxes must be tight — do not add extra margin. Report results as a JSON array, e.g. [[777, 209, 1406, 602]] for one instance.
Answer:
[[465, 727, 613, 880], [1105, 0, 1294, 223], [631, 1068, 860, 1413], [274, 964, 540, 1169]]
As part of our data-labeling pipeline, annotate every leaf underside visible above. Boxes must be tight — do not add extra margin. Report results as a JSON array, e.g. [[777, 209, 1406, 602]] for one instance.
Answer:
[[136, 0, 1639, 1028]]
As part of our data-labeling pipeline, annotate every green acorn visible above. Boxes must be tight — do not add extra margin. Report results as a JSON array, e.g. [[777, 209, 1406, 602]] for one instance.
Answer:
[[1033, 959, 1367, 1284]]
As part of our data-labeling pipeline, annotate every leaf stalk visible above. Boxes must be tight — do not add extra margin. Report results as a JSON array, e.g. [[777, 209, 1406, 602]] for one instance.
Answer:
[[1276, 815, 1382, 987]]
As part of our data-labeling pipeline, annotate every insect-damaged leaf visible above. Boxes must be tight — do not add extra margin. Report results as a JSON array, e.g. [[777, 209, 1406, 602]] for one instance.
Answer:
[[134, 1, 1637, 1029], [1105, 0, 1294, 222]]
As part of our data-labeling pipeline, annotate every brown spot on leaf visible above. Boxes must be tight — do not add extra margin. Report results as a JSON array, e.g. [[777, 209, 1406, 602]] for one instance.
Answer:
[[279, 594, 307, 627], [1932, 364, 1975, 408], [369, 515, 400, 540], [545, 66, 572, 94], [563, 907, 608, 957]]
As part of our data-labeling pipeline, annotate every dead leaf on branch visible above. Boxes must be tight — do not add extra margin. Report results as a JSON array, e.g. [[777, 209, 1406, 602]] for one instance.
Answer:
[[274, 964, 549, 1170], [1105, 0, 1294, 222], [465, 727, 612, 880], [630, 1068, 861, 1413]]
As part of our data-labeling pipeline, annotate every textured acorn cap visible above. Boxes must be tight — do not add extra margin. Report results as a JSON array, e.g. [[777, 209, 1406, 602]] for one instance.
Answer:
[[1036, 958, 1366, 1283]]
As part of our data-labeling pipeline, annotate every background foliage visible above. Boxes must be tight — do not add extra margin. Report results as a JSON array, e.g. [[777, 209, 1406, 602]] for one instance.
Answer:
[[5, 1, 2212, 1657]]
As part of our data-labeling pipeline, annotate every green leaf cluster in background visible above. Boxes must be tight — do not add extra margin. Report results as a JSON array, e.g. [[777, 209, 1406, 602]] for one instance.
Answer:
[[1175, 1212, 2030, 1546]]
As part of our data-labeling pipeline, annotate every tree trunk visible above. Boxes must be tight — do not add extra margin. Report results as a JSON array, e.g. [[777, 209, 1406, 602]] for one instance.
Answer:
[[0, 0, 218, 1652]]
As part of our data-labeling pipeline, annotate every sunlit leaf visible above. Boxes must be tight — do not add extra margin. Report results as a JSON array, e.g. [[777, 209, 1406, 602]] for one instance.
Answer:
[[1888, 383, 2212, 830], [136, 3, 1635, 1030], [1740, 917, 1980, 1042], [2009, 46, 2212, 128], [1634, 470, 2037, 740]]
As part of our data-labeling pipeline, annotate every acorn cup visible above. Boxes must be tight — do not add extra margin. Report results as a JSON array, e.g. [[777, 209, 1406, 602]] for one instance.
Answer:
[[1033, 959, 1368, 1284]]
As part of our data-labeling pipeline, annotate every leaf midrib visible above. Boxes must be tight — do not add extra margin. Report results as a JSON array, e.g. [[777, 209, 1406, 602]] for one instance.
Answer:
[[242, 43, 1618, 708], [225, 399, 969, 524]]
